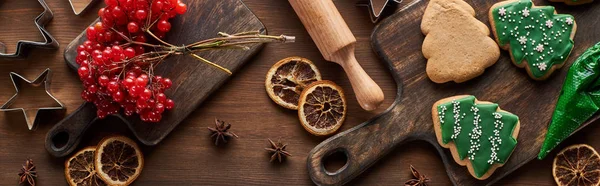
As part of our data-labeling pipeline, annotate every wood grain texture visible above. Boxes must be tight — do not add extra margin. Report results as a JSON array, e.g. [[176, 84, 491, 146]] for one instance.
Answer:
[[306, 0, 600, 185], [0, 0, 599, 185], [45, 0, 266, 157]]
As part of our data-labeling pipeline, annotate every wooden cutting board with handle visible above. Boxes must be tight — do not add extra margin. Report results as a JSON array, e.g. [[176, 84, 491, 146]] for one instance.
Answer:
[[306, 0, 600, 185], [45, 0, 266, 157]]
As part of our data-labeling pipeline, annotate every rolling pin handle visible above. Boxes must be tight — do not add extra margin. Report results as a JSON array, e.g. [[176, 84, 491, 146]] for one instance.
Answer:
[[335, 47, 385, 111]]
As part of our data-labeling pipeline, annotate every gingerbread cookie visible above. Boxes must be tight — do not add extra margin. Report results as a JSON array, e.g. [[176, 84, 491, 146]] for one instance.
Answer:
[[549, 0, 593, 5], [489, 0, 577, 80], [432, 95, 520, 180], [421, 0, 500, 84]]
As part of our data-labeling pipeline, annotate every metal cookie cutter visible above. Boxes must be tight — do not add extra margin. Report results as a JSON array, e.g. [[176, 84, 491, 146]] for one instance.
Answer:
[[0, 0, 59, 59], [357, 0, 402, 23], [68, 0, 98, 15], [0, 68, 65, 130]]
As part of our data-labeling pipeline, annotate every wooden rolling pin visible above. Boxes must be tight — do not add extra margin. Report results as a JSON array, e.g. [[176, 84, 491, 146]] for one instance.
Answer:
[[289, 0, 385, 111]]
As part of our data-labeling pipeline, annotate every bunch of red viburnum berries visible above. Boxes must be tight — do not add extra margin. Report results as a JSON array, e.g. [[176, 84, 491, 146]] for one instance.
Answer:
[[75, 0, 187, 122]]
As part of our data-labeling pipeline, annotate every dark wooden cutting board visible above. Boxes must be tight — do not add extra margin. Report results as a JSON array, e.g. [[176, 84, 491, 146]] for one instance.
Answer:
[[45, 0, 266, 157], [306, 0, 600, 185]]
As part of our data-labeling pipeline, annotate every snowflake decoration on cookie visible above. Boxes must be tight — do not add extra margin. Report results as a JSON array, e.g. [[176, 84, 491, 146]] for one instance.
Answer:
[[545, 20, 553, 28], [565, 17, 573, 25], [535, 44, 544, 52], [522, 8, 530, 17], [518, 36, 527, 45], [536, 63, 548, 71], [498, 7, 507, 16]]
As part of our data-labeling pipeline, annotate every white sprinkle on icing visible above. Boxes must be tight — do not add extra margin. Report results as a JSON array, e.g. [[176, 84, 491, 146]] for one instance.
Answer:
[[468, 106, 482, 161], [451, 100, 462, 140]]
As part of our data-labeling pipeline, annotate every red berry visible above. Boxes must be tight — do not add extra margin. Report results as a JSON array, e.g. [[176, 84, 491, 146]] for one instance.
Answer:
[[105, 0, 118, 7], [98, 8, 106, 18], [136, 98, 148, 108], [162, 78, 172, 88], [157, 20, 171, 32], [155, 93, 166, 103], [152, 1, 164, 12], [127, 22, 139, 33], [175, 3, 186, 14], [107, 81, 119, 92], [77, 45, 86, 53], [123, 47, 136, 59], [129, 86, 141, 97], [76, 51, 88, 64], [94, 22, 105, 32], [135, 77, 147, 87], [112, 6, 125, 18], [155, 103, 165, 113], [93, 54, 104, 65], [78, 66, 90, 77], [98, 75, 110, 87], [134, 45, 145, 55], [104, 31, 114, 42], [123, 77, 135, 88], [113, 91, 125, 102], [140, 88, 152, 100], [86, 26, 97, 40], [165, 99, 174, 110], [135, 9, 147, 20], [87, 85, 98, 93]]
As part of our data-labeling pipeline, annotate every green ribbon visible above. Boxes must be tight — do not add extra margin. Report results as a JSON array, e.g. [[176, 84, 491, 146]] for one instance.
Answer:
[[539, 42, 600, 159]]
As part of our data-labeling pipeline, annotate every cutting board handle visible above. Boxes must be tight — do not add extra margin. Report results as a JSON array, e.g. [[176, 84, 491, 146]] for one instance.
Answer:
[[307, 109, 423, 186], [45, 102, 97, 157]]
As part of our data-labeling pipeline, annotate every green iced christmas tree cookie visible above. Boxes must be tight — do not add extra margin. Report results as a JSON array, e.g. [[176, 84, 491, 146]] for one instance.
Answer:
[[433, 95, 519, 180], [489, 0, 576, 80]]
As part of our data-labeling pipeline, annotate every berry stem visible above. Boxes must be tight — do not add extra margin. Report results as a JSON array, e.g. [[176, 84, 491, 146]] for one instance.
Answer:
[[111, 27, 294, 74]]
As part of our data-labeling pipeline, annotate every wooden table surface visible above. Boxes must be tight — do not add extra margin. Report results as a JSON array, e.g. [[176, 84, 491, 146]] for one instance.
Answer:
[[0, 0, 598, 185]]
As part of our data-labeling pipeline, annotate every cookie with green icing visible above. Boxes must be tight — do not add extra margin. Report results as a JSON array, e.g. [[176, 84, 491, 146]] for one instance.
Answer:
[[550, 0, 593, 5], [489, 0, 577, 80], [432, 95, 520, 180]]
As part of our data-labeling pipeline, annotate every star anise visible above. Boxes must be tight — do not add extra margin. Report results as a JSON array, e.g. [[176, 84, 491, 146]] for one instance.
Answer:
[[208, 118, 239, 145], [18, 159, 37, 186], [265, 138, 292, 163], [405, 165, 429, 186]]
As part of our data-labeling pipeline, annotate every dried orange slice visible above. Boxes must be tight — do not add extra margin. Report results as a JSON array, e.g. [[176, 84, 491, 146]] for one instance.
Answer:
[[65, 147, 107, 186], [266, 57, 322, 110], [553, 144, 600, 186], [94, 136, 144, 186], [298, 80, 346, 136]]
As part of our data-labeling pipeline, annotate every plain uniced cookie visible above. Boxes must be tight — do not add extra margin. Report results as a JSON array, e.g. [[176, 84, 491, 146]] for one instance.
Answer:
[[489, 0, 577, 80], [421, 0, 500, 84], [432, 95, 520, 180]]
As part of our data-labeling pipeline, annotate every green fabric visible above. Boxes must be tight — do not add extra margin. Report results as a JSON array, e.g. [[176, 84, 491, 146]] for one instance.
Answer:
[[538, 42, 600, 159]]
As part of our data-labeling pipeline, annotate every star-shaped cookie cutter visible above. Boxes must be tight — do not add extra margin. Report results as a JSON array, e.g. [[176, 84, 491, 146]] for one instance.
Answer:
[[0, 0, 59, 59], [0, 68, 65, 130], [358, 0, 402, 23]]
